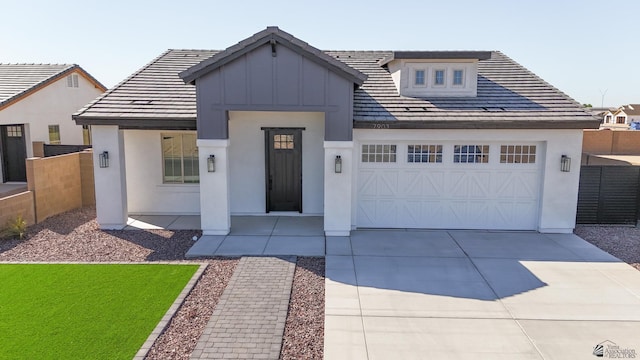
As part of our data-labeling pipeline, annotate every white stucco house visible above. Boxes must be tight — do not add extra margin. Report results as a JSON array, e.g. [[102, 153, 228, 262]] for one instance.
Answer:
[[603, 104, 640, 126], [0, 64, 106, 182], [74, 27, 599, 236]]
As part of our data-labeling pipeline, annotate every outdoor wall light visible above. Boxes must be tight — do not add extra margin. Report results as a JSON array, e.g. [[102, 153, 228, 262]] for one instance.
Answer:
[[335, 155, 342, 173], [207, 154, 216, 173], [99, 151, 109, 168], [561, 155, 571, 172]]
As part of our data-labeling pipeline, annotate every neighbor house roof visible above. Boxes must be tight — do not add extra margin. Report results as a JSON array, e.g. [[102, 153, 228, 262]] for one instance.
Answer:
[[619, 104, 640, 116], [0, 63, 106, 110], [74, 46, 599, 130]]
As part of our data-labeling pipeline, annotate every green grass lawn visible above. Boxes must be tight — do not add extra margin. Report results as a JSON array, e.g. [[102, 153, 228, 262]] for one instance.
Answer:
[[0, 263, 198, 360]]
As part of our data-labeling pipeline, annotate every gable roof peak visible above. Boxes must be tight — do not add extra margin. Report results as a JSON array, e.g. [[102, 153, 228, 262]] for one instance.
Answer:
[[179, 26, 367, 86]]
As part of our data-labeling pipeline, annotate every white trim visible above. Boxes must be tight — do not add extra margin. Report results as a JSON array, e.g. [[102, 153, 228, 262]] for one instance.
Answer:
[[324, 140, 354, 149], [197, 139, 230, 147]]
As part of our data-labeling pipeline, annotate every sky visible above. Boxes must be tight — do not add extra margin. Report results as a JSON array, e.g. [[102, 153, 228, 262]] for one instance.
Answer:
[[1, 0, 637, 108]]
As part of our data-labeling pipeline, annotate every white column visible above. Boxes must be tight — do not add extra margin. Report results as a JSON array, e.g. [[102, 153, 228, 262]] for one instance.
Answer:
[[538, 131, 583, 233], [197, 139, 231, 235], [324, 141, 353, 236], [92, 125, 128, 229]]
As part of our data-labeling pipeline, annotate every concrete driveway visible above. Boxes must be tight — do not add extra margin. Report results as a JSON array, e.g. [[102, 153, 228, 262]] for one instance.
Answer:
[[325, 230, 640, 359]]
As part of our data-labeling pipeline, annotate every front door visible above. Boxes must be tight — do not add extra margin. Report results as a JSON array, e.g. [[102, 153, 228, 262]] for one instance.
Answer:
[[264, 128, 303, 212], [0, 125, 27, 182]]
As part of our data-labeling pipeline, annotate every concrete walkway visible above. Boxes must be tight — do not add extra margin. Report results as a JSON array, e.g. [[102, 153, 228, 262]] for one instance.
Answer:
[[191, 256, 296, 359], [325, 230, 640, 359], [187, 216, 324, 257]]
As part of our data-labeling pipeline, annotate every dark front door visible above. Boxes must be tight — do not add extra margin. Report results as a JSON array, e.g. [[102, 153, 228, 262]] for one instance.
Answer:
[[1, 125, 27, 182], [264, 128, 303, 212]]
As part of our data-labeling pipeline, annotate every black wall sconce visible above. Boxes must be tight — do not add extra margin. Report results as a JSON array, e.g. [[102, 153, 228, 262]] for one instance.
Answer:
[[99, 151, 109, 168], [207, 154, 216, 173], [561, 155, 571, 172], [335, 155, 342, 173]]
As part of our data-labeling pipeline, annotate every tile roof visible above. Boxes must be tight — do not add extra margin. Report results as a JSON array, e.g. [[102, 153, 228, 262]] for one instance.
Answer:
[[0, 63, 106, 108], [74, 50, 217, 128], [328, 51, 598, 128], [74, 49, 599, 129]]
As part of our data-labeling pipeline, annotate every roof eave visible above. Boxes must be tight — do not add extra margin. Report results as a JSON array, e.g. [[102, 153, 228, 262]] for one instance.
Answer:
[[73, 115, 196, 130], [353, 119, 601, 130]]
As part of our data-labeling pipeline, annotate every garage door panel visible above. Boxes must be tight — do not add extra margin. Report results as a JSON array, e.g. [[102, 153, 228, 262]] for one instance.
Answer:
[[402, 170, 445, 197], [357, 141, 541, 230]]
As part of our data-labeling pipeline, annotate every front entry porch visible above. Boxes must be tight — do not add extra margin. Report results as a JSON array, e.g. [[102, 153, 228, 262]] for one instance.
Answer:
[[125, 214, 326, 257]]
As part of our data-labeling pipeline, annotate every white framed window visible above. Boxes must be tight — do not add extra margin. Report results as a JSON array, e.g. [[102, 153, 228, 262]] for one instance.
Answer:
[[408, 145, 442, 163], [453, 145, 489, 163], [48, 125, 61, 144], [362, 144, 397, 163], [66, 74, 79, 88], [414, 69, 426, 86], [500, 145, 536, 164], [162, 133, 199, 184], [605, 115, 612, 123], [616, 116, 626, 124], [453, 69, 464, 86], [434, 69, 445, 86]]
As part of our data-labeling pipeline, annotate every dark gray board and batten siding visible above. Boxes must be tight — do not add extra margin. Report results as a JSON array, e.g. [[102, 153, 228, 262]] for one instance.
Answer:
[[194, 43, 354, 141], [576, 166, 640, 225]]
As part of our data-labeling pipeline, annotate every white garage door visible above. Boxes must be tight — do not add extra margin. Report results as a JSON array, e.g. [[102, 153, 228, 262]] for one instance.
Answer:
[[356, 142, 542, 230]]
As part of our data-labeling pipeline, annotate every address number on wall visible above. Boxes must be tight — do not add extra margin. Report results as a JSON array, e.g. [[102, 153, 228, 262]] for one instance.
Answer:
[[372, 123, 390, 129]]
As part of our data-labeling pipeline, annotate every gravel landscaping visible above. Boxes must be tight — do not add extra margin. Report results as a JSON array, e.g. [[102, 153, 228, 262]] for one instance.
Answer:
[[0, 207, 326, 360], [575, 225, 640, 270]]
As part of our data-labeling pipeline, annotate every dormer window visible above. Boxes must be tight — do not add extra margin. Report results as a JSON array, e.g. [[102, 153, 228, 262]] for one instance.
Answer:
[[380, 51, 491, 98], [453, 70, 464, 86], [415, 70, 425, 85], [434, 70, 445, 86]]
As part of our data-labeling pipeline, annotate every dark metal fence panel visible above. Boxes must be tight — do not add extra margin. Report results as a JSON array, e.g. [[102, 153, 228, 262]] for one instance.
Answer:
[[577, 166, 640, 225], [43, 144, 92, 157]]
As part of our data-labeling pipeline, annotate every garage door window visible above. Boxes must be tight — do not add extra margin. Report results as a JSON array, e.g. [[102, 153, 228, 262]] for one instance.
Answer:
[[453, 145, 489, 163], [500, 145, 536, 164], [362, 144, 396, 163], [408, 145, 442, 163]]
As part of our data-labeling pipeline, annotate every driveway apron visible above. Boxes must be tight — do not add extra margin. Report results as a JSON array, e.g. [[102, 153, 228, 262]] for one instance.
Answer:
[[325, 230, 640, 359]]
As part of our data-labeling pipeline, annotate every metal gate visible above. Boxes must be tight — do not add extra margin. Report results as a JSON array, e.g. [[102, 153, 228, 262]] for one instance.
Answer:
[[576, 166, 640, 225]]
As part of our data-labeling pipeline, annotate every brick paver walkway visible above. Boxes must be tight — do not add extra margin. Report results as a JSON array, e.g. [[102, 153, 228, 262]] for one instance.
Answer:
[[191, 256, 296, 359]]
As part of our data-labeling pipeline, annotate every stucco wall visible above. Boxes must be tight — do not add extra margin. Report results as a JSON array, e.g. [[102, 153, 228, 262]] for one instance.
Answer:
[[583, 129, 640, 155], [353, 129, 583, 233], [228, 111, 325, 214], [123, 130, 200, 215], [0, 72, 102, 148]]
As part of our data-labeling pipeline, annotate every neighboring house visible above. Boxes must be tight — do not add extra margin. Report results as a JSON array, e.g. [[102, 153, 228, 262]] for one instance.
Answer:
[[602, 104, 640, 126], [74, 27, 599, 235], [0, 64, 106, 182]]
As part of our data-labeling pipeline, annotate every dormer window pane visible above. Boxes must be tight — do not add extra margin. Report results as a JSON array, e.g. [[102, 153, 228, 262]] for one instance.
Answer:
[[434, 70, 445, 85], [415, 70, 425, 85], [453, 70, 464, 85]]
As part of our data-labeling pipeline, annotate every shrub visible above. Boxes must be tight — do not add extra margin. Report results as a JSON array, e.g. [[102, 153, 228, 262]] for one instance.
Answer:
[[3, 215, 27, 240]]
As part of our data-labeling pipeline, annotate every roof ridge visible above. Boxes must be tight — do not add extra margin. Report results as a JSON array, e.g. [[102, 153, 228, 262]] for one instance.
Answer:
[[0, 63, 75, 66], [73, 50, 173, 118]]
